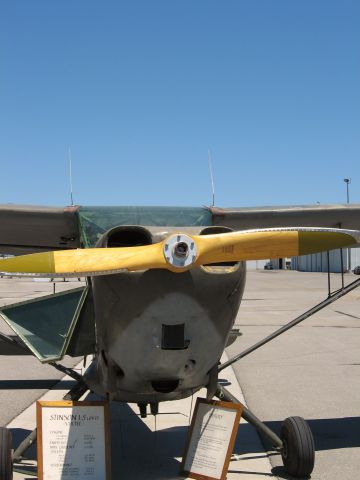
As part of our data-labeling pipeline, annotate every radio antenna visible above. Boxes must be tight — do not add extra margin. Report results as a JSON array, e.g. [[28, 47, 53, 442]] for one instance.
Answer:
[[208, 149, 215, 207], [68, 146, 74, 206]]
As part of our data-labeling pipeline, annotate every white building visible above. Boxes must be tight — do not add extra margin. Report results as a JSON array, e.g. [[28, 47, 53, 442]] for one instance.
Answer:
[[293, 247, 360, 273]]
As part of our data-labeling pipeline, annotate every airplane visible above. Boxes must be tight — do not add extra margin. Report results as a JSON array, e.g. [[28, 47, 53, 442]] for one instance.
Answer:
[[0, 202, 360, 479]]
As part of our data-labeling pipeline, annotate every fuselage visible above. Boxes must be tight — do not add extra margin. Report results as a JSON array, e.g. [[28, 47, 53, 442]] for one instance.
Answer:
[[84, 226, 246, 403]]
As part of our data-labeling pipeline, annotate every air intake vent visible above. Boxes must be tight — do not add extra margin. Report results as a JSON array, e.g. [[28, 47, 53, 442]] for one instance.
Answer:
[[151, 379, 179, 393], [200, 226, 238, 267], [103, 226, 152, 248]]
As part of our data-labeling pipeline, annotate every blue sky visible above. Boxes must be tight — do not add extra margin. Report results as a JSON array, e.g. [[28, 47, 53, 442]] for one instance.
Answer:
[[1, 1, 359, 207]]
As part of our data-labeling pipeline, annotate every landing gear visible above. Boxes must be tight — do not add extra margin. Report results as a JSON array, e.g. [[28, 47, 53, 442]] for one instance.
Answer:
[[0, 427, 13, 480], [281, 416, 315, 478], [216, 385, 315, 478]]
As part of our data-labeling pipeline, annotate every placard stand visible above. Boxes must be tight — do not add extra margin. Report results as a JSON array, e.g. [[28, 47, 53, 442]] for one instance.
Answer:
[[37, 400, 111, 480], [181, 398, 242, 480]]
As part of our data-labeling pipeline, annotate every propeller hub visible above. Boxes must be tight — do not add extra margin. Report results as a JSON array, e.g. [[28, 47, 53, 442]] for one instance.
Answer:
[[163, 234, 197, 269], [174, 241, 189, 257]]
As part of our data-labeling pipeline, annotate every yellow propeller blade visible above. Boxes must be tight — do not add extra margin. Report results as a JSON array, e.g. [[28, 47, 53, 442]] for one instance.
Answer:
[[0, 227, 358, 277], [193, 228, 359, 265], [0, 242, 167, 277]]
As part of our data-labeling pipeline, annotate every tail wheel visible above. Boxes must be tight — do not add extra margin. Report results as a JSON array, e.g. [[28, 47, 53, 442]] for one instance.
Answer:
[[280, 416, 315, 477], [0, 427, 13, 480]]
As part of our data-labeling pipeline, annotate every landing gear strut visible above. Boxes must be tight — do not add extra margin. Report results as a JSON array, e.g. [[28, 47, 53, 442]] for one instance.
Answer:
[[216, 384, 315, 478]]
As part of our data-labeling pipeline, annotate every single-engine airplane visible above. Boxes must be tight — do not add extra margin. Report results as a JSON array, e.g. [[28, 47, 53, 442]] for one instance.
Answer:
[[0, 203, 360, 478]]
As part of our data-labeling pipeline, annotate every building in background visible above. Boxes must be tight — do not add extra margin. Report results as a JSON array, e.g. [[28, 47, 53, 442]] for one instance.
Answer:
[[265, 247, 360, 273], [247, 259, 268, 270]]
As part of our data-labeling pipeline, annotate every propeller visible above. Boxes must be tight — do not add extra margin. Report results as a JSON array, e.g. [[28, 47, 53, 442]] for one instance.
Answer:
[[0, 227, 358, 277]]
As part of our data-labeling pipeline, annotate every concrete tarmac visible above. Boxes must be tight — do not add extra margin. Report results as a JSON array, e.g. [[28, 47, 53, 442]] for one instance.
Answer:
[[227, 270, 360, 480]]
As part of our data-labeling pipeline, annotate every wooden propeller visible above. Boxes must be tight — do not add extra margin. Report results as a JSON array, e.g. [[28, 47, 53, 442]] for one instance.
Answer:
[[0, 227, 358, 277]]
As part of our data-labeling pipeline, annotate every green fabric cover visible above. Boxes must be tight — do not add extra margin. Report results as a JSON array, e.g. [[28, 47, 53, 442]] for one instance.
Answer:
[[78, 206, 211, 247], [0, 287, 87, 362]]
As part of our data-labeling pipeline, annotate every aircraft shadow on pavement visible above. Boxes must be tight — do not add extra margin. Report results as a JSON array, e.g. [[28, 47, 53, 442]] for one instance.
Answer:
[[262, 418, 360, 452], [9, 399, 280, 478], [11, 427, 37, 460], [105, 399, 286, 478], [0, 379, 76, 390], [10, 399, 359, 479], [11, 424, 282, 480]]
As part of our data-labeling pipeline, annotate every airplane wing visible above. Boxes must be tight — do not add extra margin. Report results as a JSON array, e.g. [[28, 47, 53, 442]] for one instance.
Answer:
[[0, 204, 81, 255], [0, 204, 211, 252], [2, 203, 359, 255], [210, 204, 360, 230]]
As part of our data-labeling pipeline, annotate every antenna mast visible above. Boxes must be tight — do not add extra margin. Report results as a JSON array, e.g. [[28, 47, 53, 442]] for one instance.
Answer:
[[208, 149, 215, 207], [68, 146, 74, 206]]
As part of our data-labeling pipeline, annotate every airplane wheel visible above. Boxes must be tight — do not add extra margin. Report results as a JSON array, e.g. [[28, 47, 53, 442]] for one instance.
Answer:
[[0, 427, 13, 480], [280, 416, 315, 478]]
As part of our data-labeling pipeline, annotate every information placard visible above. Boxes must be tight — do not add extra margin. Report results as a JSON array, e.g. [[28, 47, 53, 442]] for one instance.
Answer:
[[37, 400, 111, 480], [181, 398, 242, 480]]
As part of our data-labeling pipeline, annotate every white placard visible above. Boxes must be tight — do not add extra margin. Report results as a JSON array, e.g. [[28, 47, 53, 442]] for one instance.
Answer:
[[182, 399, 242, 480], [37, 401, 110, 480]]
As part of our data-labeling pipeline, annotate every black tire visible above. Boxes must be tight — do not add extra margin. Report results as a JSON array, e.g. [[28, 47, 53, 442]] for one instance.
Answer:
[[0, 427, 13, 480], [280, 416, 315, 478]]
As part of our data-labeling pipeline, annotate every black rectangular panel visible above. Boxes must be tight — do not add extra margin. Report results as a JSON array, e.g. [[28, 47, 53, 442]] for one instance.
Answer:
[[162, 324, 186, 350]]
